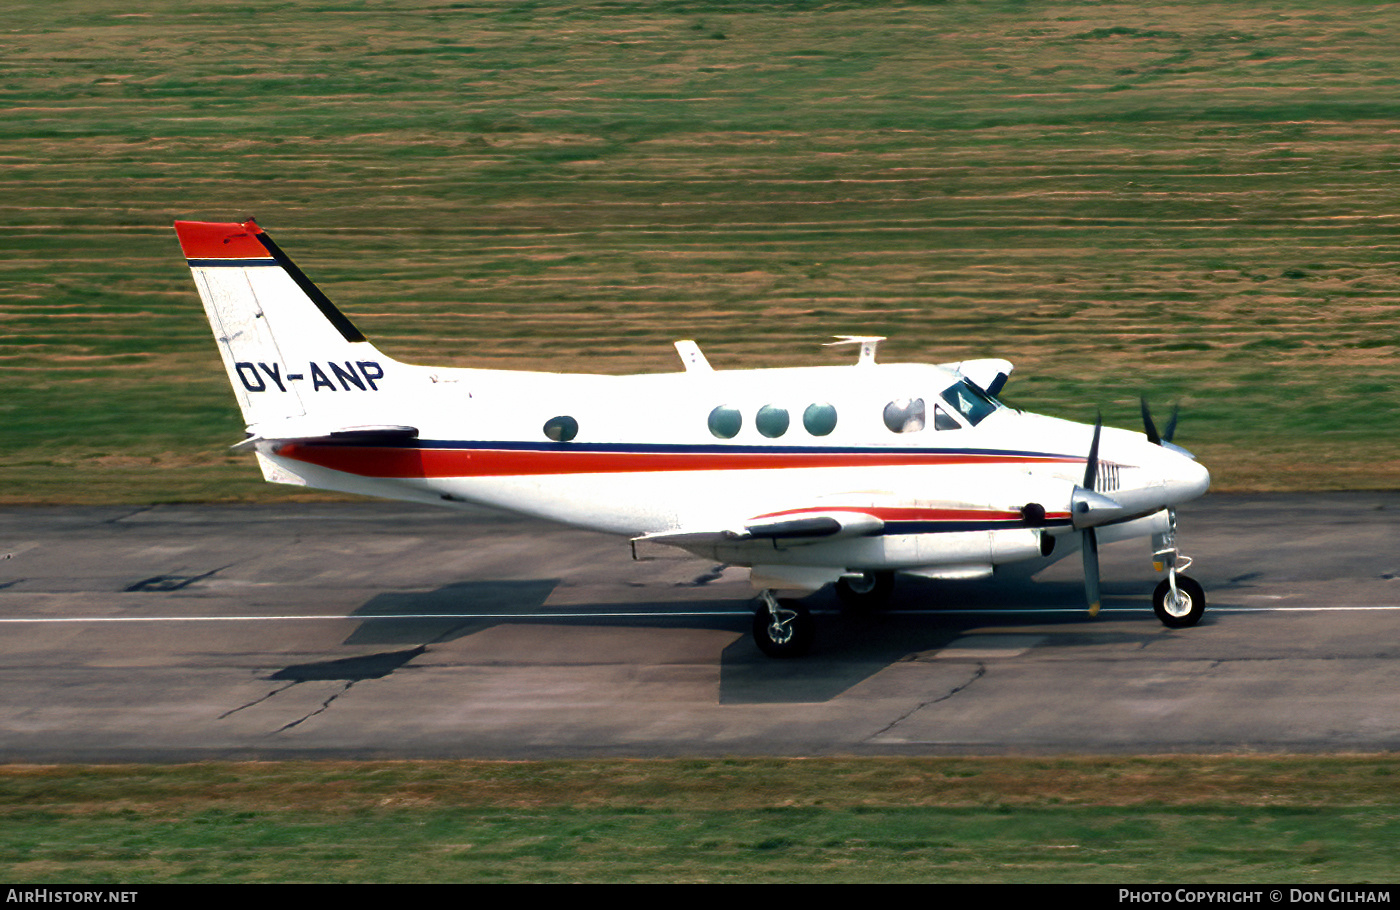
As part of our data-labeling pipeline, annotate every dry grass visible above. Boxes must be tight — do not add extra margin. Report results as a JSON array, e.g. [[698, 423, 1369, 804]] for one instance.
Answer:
[[3, 1, 1400, 500]]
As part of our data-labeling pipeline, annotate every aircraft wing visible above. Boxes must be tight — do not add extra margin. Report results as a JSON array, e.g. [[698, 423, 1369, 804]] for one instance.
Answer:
[[635, 509, 885, 549]]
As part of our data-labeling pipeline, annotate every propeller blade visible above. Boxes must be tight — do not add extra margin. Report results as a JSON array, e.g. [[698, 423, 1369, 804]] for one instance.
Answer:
[[1162, 404, 1180, 444], [1142, 398, 1182, 446], [1080, 416, 1103, 615], [1083, 412, 1102, 490], [1083, 527, 1101, 617], [1140, 398, 1161, 446]]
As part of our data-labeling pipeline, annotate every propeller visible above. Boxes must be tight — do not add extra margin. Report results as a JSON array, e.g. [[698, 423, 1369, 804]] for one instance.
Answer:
[[1081, 414, 1103, 617], [1141, 397, 1186, 580], [1140, 397, 1179, 446], [1069, 413, 1135, 617]]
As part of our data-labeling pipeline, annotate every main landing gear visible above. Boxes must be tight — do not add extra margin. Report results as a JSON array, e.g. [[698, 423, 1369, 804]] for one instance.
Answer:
[[752, 572, 893, 657], [752, 589, 814, 658], [833, 570, 895, 612]]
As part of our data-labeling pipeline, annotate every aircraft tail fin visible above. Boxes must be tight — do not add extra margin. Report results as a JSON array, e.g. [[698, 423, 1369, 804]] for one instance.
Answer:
[[175, 219, 401, 435]]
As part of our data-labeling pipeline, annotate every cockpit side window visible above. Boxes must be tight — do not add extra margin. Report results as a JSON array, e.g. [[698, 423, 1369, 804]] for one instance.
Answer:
[[883, 398, 925, 433], [941, 380, 999, 426], [933, 406, 961, 431]]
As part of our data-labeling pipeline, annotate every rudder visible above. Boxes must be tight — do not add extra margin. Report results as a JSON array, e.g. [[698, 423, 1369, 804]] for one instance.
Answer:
[[175, 219, 397, 433]]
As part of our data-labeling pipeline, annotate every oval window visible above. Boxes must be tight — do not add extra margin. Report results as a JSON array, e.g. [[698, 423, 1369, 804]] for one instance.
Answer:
[[708, 405, 742, 439], [543, 415, 578, 442], [803, 402, 837, 436], [756, 405, 790, 438], [883, 398, 925, 433]]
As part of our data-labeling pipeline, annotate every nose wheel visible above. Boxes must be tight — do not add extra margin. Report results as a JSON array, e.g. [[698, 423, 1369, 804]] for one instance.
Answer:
[[1153, 574, 1205, 628], [1151, 511, 1205, 628], [753, 590, 814, 658]]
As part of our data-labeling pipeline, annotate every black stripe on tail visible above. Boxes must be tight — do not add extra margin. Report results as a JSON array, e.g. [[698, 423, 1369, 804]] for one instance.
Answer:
[[253, 231, 368, 343]]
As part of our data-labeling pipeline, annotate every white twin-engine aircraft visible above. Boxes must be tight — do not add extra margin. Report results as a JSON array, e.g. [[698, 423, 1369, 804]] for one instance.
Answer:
[[175, 219, 1212, 657]]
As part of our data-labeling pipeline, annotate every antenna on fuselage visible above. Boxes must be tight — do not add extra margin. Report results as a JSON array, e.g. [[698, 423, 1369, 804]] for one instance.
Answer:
[[825, 335, 885, 366], [673, 340, 713, 372]]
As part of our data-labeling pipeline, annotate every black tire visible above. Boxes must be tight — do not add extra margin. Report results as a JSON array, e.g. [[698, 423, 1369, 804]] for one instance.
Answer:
[[752, 599, 814, 658], [833, 571, 895, 612], [1153, 575, 1205, 628]]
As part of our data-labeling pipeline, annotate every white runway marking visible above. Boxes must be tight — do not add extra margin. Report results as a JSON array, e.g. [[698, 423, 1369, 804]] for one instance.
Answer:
[[0, 610, 755, 623], [5, 604, 1400, 623]]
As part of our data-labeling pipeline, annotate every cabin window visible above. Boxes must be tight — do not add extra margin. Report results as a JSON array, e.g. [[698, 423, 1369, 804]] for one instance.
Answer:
[[756, 405, 790, 438], [933, 405, 961, 431], [883, 398, 925, 433], [708, 405, 742, 439], [543, 415, 578, 442], [803, 402, 837, 436]]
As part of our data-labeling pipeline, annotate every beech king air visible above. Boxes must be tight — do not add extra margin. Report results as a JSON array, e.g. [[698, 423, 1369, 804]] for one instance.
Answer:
[[175, 219, 1212, 657]]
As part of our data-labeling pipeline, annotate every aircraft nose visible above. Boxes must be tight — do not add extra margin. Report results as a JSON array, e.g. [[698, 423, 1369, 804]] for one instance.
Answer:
[[1164, 448, 1210, 502]]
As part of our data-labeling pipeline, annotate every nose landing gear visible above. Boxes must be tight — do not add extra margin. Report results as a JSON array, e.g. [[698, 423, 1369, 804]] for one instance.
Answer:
[[1151, 513, 1205, 628], [1154, 573, 1205, 628]]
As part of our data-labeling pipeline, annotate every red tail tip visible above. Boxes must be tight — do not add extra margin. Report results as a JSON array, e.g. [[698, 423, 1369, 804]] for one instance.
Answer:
[[174, 219, 270, 260]]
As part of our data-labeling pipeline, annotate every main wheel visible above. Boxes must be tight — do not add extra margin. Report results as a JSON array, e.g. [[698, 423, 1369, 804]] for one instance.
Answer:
[[833, 571, 895, 612], [752, 599, 814, 658], [1153, 575, 1205, 628]]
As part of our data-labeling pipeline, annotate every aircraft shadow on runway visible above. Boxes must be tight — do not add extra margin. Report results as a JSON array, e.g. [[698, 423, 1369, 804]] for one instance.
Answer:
[[261, 574, 1177, 705]]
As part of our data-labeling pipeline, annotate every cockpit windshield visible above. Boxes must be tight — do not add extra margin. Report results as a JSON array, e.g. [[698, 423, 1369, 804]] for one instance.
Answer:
[[941, 380, 1000, 426]]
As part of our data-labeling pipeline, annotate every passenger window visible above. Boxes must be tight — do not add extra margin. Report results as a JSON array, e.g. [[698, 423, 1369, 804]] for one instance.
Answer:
[[756, 405, 790, 438], [883, 398, 925, 433], [708, 405, 742, 439], [803, 402, 837, 436], [933, 406, 961, 431], [543, 415, 578, 442]]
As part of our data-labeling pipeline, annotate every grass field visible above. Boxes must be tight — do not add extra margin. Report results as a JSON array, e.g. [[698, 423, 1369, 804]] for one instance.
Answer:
[[4, 756, 1400, 883], [3, 0, 1400, 501]]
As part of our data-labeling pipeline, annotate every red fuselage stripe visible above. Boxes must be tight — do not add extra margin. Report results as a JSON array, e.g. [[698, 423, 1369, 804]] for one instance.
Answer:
[[276, 444, 1078, 479]]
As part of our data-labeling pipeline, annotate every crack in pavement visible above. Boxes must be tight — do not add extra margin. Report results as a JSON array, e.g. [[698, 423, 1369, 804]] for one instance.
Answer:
[[870, 663, 986, 740], [275, 680, 357, 733], [218, 646, 430, 733], [218, 681, 299, 720]]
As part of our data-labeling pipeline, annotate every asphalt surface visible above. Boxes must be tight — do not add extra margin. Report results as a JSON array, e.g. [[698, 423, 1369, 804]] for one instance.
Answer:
[[2, 494, 1398, 760]]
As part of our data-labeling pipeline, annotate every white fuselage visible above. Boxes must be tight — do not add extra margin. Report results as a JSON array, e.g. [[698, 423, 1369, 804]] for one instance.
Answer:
[[260, 358, 1210, 577]]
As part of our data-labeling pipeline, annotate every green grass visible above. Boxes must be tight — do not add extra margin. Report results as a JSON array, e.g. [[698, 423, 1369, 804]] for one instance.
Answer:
[[4, 0, 1400, 500], [4, 756, 1400, 883]]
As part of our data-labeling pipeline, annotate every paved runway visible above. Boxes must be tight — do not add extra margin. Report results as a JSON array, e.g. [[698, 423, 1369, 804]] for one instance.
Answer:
[[2, 495, 1398, 760]]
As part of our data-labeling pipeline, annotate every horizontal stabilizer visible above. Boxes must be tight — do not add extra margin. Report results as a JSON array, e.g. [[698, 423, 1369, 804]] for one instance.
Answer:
[[232, 424, 419, 452]]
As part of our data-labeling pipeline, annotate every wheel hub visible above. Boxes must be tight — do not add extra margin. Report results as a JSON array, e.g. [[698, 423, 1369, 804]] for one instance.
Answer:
[[1163, 589, 1194, 618], [767, 608, 797, 643]]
